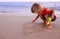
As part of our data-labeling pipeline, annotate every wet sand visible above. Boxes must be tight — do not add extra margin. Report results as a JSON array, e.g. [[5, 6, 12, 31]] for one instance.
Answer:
[[0, 14, 60, 39]]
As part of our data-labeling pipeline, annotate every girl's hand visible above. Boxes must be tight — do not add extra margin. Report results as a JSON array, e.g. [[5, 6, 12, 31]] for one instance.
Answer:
[[32, 14, 39, 23], [32, 20, 36, 23]]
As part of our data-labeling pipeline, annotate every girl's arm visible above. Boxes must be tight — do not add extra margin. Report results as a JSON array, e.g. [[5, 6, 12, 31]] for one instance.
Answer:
[[32, 14, 39, 23], [51, 10, 55, 18]]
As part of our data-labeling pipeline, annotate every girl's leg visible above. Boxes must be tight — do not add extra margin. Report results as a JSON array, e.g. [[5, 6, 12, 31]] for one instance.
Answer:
[[40, 16, 46, 24], [44, 15, 52, 29], [45, 19, 52, 29]]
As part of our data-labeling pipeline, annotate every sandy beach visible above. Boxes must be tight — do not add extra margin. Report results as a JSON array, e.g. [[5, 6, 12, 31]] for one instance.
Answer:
[[0, 14, 60, 39]]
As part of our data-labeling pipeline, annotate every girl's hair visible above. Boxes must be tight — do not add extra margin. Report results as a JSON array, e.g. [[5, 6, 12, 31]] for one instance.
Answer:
[[31, 3, 41, 13]]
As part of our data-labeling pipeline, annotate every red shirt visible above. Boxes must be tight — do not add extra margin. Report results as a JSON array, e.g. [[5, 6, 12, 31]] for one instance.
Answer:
[[41, 8, 53, 16], [41, 8, 56, 18]]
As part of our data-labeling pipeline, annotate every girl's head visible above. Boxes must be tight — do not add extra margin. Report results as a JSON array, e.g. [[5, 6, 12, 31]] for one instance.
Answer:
[[31, 3, 42, 13]]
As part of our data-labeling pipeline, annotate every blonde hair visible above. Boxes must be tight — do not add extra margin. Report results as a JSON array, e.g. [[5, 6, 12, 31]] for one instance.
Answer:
[[31, 3, 41, 13]]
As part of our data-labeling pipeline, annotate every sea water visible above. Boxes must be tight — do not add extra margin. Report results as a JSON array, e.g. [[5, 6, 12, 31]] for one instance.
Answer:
[[0, 2, 60, 15]]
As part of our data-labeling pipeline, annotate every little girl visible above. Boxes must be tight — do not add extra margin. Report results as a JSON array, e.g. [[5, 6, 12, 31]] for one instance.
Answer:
[[31, 3, 56, 29]]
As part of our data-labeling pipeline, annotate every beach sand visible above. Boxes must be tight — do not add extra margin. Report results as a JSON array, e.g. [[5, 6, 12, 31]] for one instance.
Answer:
[[0, 14, 60, 39]]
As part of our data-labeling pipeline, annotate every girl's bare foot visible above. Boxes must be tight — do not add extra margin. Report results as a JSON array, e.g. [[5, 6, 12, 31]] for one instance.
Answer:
[[45, 25, 52, 29]]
